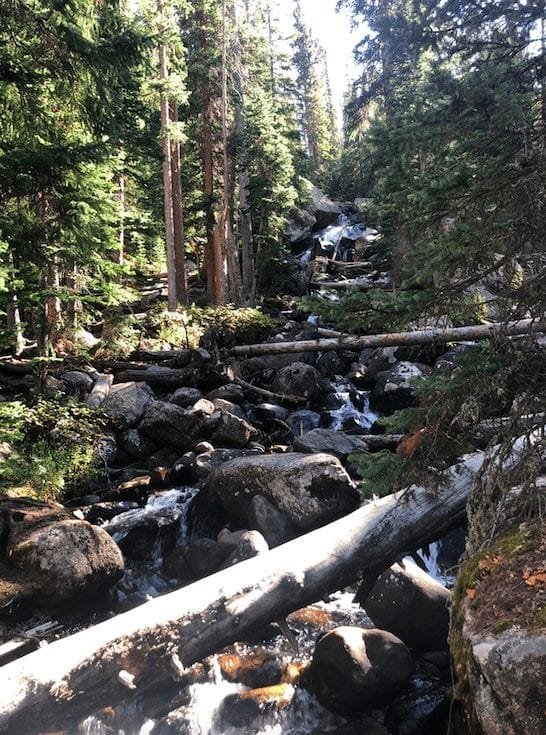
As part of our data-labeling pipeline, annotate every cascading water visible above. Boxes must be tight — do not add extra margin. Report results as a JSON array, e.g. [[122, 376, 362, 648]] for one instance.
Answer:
[[326, 378, 378, 432]]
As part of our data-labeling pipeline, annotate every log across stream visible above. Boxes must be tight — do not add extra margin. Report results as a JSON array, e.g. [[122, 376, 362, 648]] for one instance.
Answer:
[[0, 430, 541, 735]]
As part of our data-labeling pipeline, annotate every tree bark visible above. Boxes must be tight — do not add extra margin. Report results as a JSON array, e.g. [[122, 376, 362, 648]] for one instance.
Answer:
[[0, 431, 540, 735], [86, 373, 114, 409], [231, 319, 546, 357], [158, 0, 177, 312], [169, 101, 188, 306]]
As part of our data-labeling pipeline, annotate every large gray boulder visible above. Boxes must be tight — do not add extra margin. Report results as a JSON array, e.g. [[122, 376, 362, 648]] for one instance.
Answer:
[[0, 498, 123, 610], [294, 429, 368, 460], [102, 382, 154, 429], [356, 561, 452, 652], [306, 627, 414, 713], [193, 453, 359, 534], [211, 411, 256, 448]]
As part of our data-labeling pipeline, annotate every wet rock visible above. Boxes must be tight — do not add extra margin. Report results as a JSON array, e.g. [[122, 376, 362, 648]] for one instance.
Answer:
[[102, 382, 154, 429], [218, 684, 295, 728], [210, 411, 256, 448], [371, 362, 431, 411], [247, 494, 296, 546], [170, 387, 203, 408], [218, 649, 285, 688], [104, 491, 187, 562], [139, 400, 203, 451], [75, 501, 140, 525], [145, 448, 179, 470], [433, 344, 478, 372], [1, 497, 124, 610], [316, 351, 350, 377], [193, 453, 359, 533], [272, 362, 329, 399], [385, 674, 450, 735], [294, 429, 368, 460], [118, 428, 157, 460], [286, 409, 321, 436], [307, 627, 414, 713], [190, 447, 264, 483], [286, 207, 317, 244], [182, 538, 229, 578], [355, 561, 451, 652]]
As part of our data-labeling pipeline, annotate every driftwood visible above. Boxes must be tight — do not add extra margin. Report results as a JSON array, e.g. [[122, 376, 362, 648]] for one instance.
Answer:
[[0, 431, 540, 735], [232, 319, 546, 357], [86, 373, 113, 409]]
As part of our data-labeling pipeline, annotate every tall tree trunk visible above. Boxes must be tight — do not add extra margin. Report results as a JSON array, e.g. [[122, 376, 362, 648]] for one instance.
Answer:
[[201, 101, 217, 304], [6, 252, 24, 356], [220, 0, 241, 304], [232, 0, 255, 304], [169, 101, 188, 305], [113, 171, 125, 266], [158, 0, 177, 312]]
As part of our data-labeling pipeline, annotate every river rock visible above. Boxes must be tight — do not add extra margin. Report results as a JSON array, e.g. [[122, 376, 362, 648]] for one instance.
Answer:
[[118, 428, 157, 460], [306, 627, 414, 713], [294, 429, 368, 460], [247, 494, 296, 546], [206, 384, 245, 405], [190, 447, 264, 483], [170, 387, 203, 408], [218, 684, 295, 728], [210, 411, 256, 448], [1, 497, 124, 610], [217, 528, 269, 567], [286, 409, 321, 436], [218, 649, 285, 688], [272, 362, 329, 399], [139, 400, 203, 451], [384, 672, 450, 735], [212, 398, 245, 418], [102, 381, 154, 429], [302, 179, 342, 228], [371, 362, 431, 411], [193, 453, 359, 533], [60, 370, 95, 398], [286, 207, 316, 244], [251, 403, 290, 423], [356, 561, 451, 652]]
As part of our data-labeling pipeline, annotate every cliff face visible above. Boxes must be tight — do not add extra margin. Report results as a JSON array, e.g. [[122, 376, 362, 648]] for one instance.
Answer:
[[451, 520, 546, 734]]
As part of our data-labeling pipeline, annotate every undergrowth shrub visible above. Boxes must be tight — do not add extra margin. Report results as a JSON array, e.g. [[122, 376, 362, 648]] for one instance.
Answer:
[[0, 398, 106, 502]]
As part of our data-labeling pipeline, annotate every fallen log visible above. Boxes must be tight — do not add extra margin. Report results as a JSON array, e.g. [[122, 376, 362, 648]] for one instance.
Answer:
[[310, 278, 390, 291], [0, 430, 541, 735], [232, 319, 546, 357], [233, 377, 306, 405], [115, 366, 194, 387]]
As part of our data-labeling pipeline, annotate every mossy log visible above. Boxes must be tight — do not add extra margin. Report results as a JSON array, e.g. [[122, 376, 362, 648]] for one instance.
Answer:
[[0, 431, 541, 735], [232, 319, 546, 357]]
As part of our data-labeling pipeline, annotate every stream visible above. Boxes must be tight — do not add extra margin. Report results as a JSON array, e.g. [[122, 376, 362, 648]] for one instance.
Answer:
[[71, 386, 460, 735]]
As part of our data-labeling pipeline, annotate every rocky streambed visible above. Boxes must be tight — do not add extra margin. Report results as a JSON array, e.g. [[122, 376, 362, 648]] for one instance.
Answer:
[[0, 308, 474, 735]]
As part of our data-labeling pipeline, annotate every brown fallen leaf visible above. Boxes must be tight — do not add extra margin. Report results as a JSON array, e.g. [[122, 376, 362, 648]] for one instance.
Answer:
[[466, 588, 477, 600]]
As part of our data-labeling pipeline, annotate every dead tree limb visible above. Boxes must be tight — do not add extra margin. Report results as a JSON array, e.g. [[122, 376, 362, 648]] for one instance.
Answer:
[[232, 319, 546, 357], [0, 430, 541, 735], [86, 373, 113, 409], [233, 377, 306, 405]]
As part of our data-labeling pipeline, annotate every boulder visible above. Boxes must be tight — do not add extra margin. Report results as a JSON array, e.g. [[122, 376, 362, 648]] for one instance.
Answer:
[[139, 400, 203, 451], [250, 403, 290, 424], [1, 498, 123, 610], [206, 384, 245, 405], [301, 179, 342, 228], [371, 362, 431, 411], [286, 207, 317, 244], [118, 428, 157, 460], [247, 494, 296, 546], [306, 627, 414, 713], [60, 370, 95, 398], [217, 528, 269, 567], [211, 398, 245, 418], [356, 561, 451, 652], [385, 672, 451, 735], [286, 409, 321, 436], [210, 411, 256, 448], [170, 387, 202, 408], [272, 361, 329, 399], [294, 429, 368, 460], [190, 447, 264, 483], [102, 382, 154, 429], [192, 453, 359, 533], [218, 684, 295, 729]]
